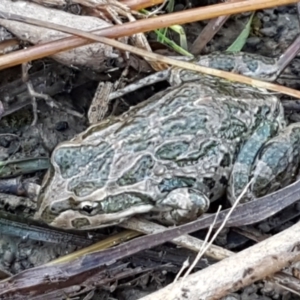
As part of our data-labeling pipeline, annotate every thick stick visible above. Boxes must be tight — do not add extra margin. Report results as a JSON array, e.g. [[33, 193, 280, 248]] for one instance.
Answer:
[[139, 221, 300, 300]]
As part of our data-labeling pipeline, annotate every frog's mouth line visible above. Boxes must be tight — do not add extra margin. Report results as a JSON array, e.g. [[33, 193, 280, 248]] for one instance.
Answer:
[[51, 204, 155, 230], [46, 192, 157, 217]]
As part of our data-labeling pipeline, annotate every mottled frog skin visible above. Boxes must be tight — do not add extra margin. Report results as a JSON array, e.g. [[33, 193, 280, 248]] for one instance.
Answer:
[[36, 52, 300, 230]]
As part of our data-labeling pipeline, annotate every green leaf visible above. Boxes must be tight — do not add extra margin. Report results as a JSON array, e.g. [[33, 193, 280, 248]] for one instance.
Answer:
[[140, 8, 192, 56], [154, 29, 193, 57], [226, 12, 255, 52]]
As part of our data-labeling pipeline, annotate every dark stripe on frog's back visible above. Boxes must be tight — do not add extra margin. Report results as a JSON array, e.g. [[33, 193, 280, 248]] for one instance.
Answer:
[[67, 148, 114, 197], [97, 88, 177, 152], [180, 140, 219, 165], [110, 116, 154, 153], [53, 142, 112, 179], [50, 141, 116, 198], [158, 177, 196, 193], [156, 141, 190, 160], [117, 155, 155, 186], [104, 84, 209, 151], [161, 113, 207, 137]]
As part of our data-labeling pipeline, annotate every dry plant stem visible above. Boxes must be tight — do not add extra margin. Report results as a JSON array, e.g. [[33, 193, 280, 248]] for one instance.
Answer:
[[0, 0, 299, 69], [191, 15, 229, 55], [2, 14, 300, 99], [122, 0, 164, 10], [232, 226, 270, 242], [21, 60, 81, 118], [52, 230, 141, 264], [0, 101, 3, 117], [275, 282, 300, 296], [0, 38, 20, 55], [121, 218, 233, 260], [277, 35, 300, 76], [0, 209, 98, 246], [175, 258, 190, 284], [271, 272, 300, 295], [108, 69, 169, 100], [139, 221, 300, 300], [0, 64, 90, 118], [146, 0, 168, 17], [26, 82, 38, 125], [73, 0, 163, 10], [31, 0, 66, 5], [27, 84, 83, 118], [180, 208, 221, 280], [21, 62, 38, 125], [31, 0, 164, 13], [183, 180, 250, 281]]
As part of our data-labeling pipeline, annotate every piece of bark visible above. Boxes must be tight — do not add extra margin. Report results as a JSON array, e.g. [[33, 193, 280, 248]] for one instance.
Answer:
[[0, 0, 119, 71], [139, 221, 300, 300]]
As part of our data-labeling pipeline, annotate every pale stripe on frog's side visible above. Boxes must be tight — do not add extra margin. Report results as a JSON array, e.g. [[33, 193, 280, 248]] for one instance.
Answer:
[[35, 52, 300, 230]]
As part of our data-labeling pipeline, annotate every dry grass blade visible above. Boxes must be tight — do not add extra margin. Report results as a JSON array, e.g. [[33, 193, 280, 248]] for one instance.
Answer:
[[52, 229, 141, 263], [191, 15, 229, 55]]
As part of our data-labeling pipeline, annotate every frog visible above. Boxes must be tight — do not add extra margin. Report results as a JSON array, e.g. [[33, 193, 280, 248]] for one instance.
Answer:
[[35, 52, 300, 230]]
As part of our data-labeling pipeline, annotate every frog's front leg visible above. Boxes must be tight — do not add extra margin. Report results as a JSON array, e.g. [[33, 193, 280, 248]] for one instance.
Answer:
[[149, 187, 210, 225], [227, 120, 279, 204]]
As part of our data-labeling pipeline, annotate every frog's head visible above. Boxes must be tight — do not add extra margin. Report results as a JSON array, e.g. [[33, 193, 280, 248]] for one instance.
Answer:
[[35, 142, 156, 230]]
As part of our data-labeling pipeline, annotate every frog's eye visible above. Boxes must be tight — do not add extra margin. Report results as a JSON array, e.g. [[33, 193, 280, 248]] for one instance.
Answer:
[[79, 201, 98, 215]]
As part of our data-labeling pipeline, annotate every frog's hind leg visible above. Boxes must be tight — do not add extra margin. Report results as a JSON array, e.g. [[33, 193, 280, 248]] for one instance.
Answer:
[[227, 120, 279, 204], [246, 123, 300, 200], [148, 187, 210, 225]]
